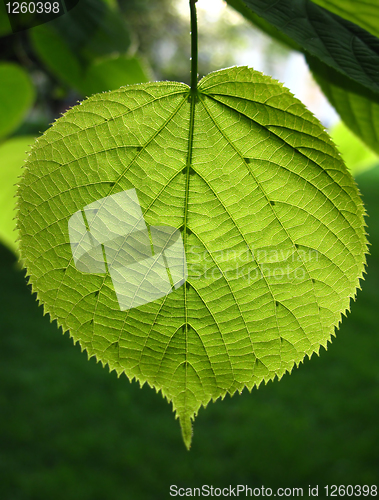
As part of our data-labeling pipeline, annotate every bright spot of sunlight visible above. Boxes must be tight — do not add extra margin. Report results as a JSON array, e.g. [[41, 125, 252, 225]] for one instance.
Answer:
[[176, 0, 226, 20]]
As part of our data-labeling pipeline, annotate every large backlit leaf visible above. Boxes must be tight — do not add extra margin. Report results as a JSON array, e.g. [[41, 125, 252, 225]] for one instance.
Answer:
[[236, 0, 379, 94], [0, 63, 35, 140], [16, 67, 367, 448]]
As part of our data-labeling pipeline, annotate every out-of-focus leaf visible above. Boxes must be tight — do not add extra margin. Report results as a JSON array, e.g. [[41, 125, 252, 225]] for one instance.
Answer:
[[48, 0, 131, 64], [308, 55, 379, 156], [236, 0, 379, 94], [31, 26, 148, 95], [311, 0, 379, 37], [0, 63, 35, 140], [330, 122, 378, 176], [0, 136, 34, 251], [0, 1, 12, 36], [79, 55, 150, 96], [30, 0, 132, 92], [226, 0, 301, 51], [30, 25, 83, 89]]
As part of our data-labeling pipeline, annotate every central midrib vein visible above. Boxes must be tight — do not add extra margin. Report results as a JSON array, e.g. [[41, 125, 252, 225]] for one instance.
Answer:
[[183, 93, 196, 261], [181, 90, 197, 409]]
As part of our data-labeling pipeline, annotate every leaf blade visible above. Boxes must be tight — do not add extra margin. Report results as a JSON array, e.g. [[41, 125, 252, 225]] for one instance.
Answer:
[[16, 68, 367, 447]]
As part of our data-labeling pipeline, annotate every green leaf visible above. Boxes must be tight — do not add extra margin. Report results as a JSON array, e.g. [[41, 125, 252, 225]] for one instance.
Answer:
[[51, 0, 131, 64], [16, 67, 367, 448], [0, 136, 34, 251], [30, 28, 148, 95], [0, 63, 35, 140], [226, 0, 301, 51], [30, 0, 132, 91], [308, 55, 379, 156], [30, 25, 83, 90], [310, 0, 379, 38], [0, 1, 12, 36], [330, 122, 378, 176], [79, 55, 150, 96], [237, 0, 379, 94]]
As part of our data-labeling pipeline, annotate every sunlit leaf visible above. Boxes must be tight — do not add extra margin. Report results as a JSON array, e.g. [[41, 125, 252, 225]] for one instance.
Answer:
[[16, 67, 367, 448], [330, 122, 378, 176], [0, 136, 34, 251], [0, 63, 35, 140]]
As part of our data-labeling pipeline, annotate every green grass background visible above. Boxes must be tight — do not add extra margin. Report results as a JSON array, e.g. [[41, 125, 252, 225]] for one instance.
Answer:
[[0, 168, 378, 499]]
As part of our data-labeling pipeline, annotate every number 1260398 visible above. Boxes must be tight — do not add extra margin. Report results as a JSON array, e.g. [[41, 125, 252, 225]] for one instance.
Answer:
[[324, 485, 377, 496], [6, 2, 60, 14]]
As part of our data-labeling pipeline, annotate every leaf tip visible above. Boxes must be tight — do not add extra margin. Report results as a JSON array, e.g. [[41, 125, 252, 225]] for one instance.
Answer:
[[179, 415, 193, 450]]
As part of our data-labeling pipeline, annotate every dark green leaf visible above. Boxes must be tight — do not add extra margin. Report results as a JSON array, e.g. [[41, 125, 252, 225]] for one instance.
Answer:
[[308, 55, 379, 155], [30, 0, 132, 91], [52, 0, 131, 64], [238, 0, 379, 94], [226, 0, 301, 51], [311, 0, 379, 38], [0, 1, 12, 36]]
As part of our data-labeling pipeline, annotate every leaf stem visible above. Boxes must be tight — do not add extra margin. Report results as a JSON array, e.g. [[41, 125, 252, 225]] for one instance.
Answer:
[[190, 0, 198, 94]]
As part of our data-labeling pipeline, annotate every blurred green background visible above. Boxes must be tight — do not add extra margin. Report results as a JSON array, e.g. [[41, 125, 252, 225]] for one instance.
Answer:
[[0, 0, 378, 498]]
